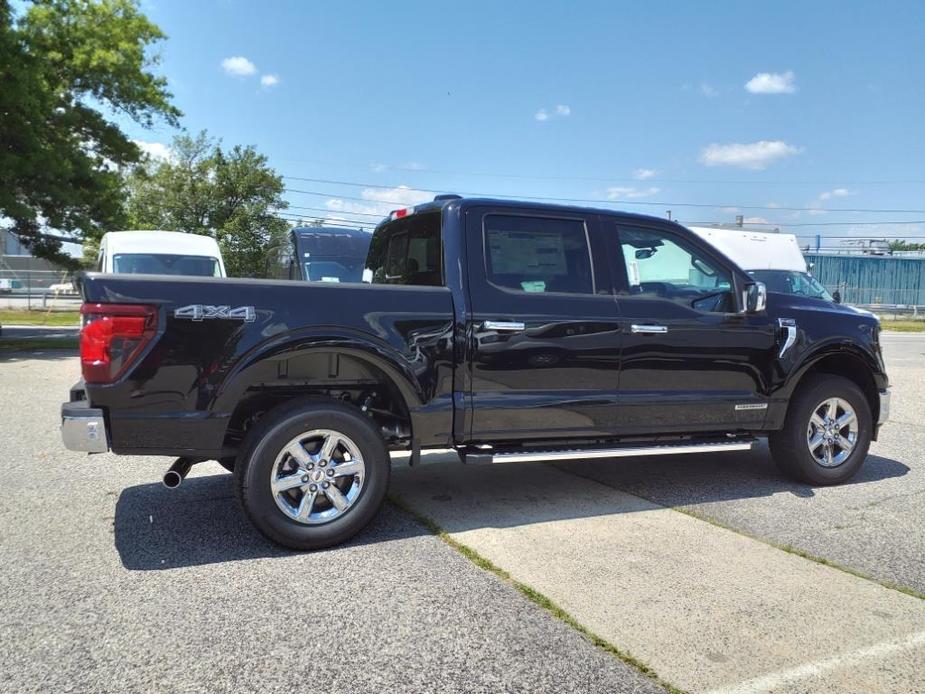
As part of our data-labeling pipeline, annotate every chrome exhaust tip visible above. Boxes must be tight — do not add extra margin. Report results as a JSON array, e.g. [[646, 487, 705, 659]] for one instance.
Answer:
[[162, 457, 195, 489]]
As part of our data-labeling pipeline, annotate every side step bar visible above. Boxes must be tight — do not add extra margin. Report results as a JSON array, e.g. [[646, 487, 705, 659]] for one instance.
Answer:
[[464, 439, 755, 465]]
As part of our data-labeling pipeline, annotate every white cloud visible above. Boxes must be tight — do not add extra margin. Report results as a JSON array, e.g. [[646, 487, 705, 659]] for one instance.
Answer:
[[260, 74, 279, 87], [222, 56, 257, 77], [133, 139, 173, 162], [323, 185, 434, 226], [766, 201, 781, 209], [633, 168, 657, 180], [745, 70, 796, 94], [720, 206, 740, 214], [535, 104, 570, 121], [606, 186, 661, 200], [699, 140, 802, 169], [700, 82, 718, 97], [818, 188, 852, 201]]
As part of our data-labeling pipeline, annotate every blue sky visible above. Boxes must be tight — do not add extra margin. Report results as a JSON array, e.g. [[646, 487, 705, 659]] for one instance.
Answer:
[[128, 0, 925, 248]]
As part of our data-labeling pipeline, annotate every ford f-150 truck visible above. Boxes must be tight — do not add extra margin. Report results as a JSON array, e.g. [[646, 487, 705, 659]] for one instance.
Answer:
[[61, 196, 890, 549]]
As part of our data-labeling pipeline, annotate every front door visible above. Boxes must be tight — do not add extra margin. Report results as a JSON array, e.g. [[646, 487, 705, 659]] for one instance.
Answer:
[[464, 207, 624, 443], [603, 219, 777, 433]]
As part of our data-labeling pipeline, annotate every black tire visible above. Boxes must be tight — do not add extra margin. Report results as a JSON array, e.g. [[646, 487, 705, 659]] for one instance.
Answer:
[[234, 400, 390, 550], [769, 374, 872, 485]]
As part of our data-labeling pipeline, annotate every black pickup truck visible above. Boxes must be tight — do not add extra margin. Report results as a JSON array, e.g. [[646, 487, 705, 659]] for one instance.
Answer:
[[62, 196, 890, 549]]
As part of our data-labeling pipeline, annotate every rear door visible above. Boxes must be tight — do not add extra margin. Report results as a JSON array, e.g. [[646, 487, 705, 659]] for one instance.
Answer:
[[603, 218, 777, 433], [464, 206, 624, 443]]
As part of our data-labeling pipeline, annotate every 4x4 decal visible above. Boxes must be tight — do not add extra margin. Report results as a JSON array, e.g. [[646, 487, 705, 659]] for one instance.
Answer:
[[174, 305, 256, 322]]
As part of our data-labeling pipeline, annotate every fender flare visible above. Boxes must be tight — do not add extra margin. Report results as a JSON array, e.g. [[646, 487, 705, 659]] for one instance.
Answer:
[[211, 327, 427, 419], [775, 339, 883, 421]]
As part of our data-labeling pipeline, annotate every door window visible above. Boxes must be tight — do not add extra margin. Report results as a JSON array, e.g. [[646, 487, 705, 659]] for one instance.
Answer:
[[618, 227, 734, 312], [484, 214, 594, 294]]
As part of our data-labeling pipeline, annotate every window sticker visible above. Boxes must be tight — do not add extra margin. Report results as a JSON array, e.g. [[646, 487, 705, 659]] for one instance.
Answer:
[[521, 280, 546, 292], [628, 260, 641, 286]]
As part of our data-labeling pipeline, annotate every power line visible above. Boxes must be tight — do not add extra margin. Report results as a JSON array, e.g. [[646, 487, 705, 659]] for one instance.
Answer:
[[681, 219, 925, 228], [279, 204, 386, 219], [277, 158, 925, 186], [283, 177, 925, 214], [274, 212, 376, 229]]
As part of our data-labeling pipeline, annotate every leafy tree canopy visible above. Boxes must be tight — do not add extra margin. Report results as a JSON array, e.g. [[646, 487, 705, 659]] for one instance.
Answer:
[[125, 131, 290, 277], [0, 0, 180, 267], [889, 239, 925, 252]]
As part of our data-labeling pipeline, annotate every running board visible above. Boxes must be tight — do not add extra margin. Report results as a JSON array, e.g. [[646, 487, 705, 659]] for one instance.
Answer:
[[463, 439, 755, 464]]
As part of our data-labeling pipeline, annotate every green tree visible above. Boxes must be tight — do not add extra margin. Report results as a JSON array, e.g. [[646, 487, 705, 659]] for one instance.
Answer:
[[0, 0, 180, 266], [126, 131, 290, 277], [889, 239, 925, 252]]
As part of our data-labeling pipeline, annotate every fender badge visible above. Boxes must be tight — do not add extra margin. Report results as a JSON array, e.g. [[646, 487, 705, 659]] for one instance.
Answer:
[[174, 305, 256, 322]]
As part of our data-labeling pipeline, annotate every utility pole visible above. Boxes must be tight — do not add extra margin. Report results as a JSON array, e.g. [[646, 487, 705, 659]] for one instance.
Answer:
[[666, 210, 672, 221]]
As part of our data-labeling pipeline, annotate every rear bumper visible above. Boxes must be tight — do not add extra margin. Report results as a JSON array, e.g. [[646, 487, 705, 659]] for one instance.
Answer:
[[878, 388, 891, 426], [61, 399, 109, 453]]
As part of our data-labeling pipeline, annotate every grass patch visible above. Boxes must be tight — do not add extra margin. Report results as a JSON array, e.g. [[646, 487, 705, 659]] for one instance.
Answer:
[[388, 493, 686, 694], [0, 309, 80, 327], [0, 337, 78, 352], [879, 319, 925, 333]]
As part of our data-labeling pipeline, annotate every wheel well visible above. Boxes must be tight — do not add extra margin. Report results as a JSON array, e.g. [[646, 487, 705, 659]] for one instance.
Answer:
[[801, 353, 879, 423], [221, 358, 413, 455]]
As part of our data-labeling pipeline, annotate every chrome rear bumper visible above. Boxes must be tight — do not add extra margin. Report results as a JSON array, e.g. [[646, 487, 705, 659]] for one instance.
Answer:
[[61, 400, 109, 453]]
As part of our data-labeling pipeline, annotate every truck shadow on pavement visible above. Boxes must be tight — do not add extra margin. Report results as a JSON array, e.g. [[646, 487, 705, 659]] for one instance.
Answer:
[[114, 446, 909, 571], [113, 474, 422, 571], [0, 348, 77, 363]]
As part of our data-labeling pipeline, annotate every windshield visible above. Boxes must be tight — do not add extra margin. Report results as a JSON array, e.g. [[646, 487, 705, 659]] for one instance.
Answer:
[[303, 258, 366, 282], [747, 270, 833, 301], [113, 253, 221, 277]]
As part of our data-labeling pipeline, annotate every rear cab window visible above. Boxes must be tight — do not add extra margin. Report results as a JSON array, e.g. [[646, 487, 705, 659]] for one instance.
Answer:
[[366, 211, 443, 286]]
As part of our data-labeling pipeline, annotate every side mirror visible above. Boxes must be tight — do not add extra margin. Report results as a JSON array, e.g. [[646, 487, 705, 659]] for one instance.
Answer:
[[744, 282, 767, 313]]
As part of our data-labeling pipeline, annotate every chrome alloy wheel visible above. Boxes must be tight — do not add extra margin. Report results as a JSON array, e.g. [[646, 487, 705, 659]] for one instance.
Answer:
[[806, 397, 858, 468], [270, 429, 366, 525]]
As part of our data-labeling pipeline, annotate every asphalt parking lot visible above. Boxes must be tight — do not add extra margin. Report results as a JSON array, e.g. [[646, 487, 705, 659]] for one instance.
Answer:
[[1, 333, 923, 693]]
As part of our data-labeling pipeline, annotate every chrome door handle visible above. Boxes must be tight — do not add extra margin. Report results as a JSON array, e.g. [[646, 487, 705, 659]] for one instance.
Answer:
[[630, 324, 668, 334], [481, 320, 526, 332]]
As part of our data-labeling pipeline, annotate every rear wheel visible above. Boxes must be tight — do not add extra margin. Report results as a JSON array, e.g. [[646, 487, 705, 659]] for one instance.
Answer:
[[769, 374, 872, 485], [234, 401, 390, 550]]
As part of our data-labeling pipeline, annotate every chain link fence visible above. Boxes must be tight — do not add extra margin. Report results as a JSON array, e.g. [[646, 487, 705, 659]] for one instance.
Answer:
[[0, 268, 81, 311]]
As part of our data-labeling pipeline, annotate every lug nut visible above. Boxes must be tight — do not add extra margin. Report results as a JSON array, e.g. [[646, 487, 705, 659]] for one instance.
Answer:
[[301, 475, 309, 483], [319, 460, 327, 467], [322, 481, 330, 489], [309, 484, 317, 492], [327, 469, 334, 477], [307, 463, 314, 470]]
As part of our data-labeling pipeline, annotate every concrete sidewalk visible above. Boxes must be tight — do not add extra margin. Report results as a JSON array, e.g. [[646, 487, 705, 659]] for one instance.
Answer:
[[391, 460, 925, 693]]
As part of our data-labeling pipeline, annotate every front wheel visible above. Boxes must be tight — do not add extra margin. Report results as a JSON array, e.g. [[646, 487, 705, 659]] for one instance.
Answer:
[[234, 400, 390, 550], [769, 374, 872, 485]]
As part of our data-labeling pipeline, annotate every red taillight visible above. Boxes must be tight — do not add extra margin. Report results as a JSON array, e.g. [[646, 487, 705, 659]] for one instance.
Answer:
[[80, 303, 158, 384]]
